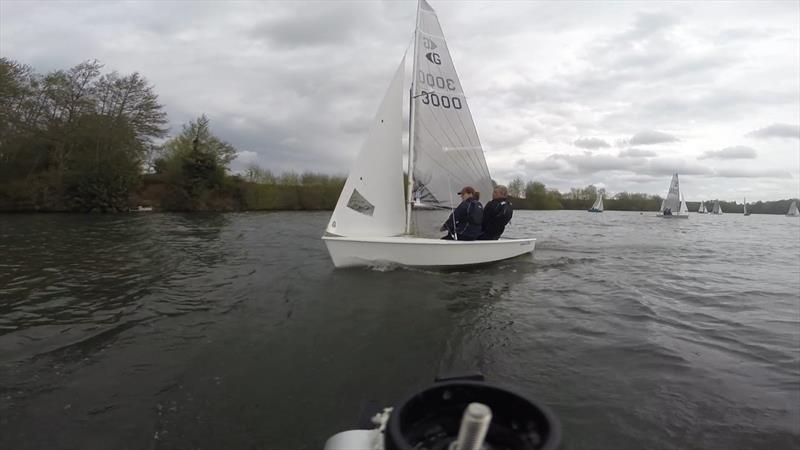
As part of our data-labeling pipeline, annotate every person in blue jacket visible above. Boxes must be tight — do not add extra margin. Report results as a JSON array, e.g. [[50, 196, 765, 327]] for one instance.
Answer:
[[440, 186, 483, 240]]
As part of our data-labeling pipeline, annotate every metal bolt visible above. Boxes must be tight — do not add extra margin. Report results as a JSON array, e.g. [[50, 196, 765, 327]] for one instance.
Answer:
[[450, 402, 492, 450]]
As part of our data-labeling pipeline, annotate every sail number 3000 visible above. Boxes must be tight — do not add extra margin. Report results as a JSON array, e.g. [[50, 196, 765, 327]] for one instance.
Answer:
[[418, 71, 456, 91], [419, 91, 462, 109]]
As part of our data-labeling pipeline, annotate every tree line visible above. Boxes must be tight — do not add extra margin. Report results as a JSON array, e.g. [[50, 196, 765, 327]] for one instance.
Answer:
[[0, 58, 343, 212], [503, 177, 797, 214], [1, 58, 795, 213], [505, 178, 664, 211]]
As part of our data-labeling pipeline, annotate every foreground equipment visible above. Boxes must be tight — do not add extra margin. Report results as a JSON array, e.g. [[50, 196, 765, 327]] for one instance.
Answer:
[[324, 378, 562, 450]]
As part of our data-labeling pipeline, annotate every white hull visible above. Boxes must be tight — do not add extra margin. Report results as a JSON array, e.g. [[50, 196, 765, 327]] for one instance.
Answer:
[[658, 214, 689, 219], [322, 235, 535, 268]]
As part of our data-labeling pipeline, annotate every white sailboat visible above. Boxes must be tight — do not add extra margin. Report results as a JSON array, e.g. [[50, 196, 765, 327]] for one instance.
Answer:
[[743, 197, 751, 216], [787, 200, 799, 217], [697, 201, 707, 214], [711, 200, 724, 215], [588, 194, 603, 213], [679, 193, 689, 215], [322, 0, 535, 268], [658, 173, 689, 219]]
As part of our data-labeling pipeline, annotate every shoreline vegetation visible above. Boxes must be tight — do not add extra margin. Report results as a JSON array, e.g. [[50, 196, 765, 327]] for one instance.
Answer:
[[1, 59, 796, 215]]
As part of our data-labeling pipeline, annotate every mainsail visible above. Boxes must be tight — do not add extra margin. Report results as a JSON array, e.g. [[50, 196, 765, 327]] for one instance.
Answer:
[[787, 200, 799, 216], [662, 174, 681, 212], [591, 195, 603, 211], [712, 200, 723, 214], [743, 198, 748, 215], [409, 0, 493, 212], [326, 57, 407, 237]]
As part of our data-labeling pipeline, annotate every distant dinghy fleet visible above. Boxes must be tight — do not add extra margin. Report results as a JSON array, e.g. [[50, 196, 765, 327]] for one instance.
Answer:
[[591, 172, 796, 219]]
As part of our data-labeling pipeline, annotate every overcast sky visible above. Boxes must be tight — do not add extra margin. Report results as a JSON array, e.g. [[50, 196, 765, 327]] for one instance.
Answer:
[[2, 1, 799, 200]]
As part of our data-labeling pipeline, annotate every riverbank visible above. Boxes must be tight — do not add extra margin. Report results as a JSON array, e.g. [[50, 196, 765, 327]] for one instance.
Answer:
[[0, 174, 343, 213], [2, 174, 796, 214]]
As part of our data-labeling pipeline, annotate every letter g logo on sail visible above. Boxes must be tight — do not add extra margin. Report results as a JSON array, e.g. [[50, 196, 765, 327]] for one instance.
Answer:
[[425, 52, 441, 65]]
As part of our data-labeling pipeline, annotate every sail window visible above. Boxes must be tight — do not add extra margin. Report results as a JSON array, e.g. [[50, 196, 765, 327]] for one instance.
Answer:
[[347, 189, 375, 216]]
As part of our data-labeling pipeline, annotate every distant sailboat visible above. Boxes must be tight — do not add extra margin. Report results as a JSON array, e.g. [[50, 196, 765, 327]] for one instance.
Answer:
[[697, 201, 707, 214], [743, 197, 751, 216], [787, 200, 799, 217], [658, 173, 689, 219], [711, 200, 723, 215], [680, 193, 689, 215], [588, 193, 604, 213]]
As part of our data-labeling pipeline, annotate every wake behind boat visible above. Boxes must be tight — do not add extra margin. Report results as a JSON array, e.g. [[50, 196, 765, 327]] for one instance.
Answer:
[[322, 0, 535, 268]]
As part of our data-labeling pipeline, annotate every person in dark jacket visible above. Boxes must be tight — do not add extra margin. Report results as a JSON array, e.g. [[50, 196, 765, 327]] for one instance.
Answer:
[[479, 185, 513, 240], [440, 186, 483, 240]]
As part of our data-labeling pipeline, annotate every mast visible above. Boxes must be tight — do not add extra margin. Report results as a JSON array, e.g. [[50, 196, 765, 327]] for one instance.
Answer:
[[404, 0, 421, 235]]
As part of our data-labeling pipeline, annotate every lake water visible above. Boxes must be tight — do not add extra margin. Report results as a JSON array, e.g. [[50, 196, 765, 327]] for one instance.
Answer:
[[1, 210, 798, 450]]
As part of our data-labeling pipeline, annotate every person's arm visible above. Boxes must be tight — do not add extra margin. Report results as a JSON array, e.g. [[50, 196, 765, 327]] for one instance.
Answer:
[[500, 201, 513, 226], [453, 202, 469, 233], [440, 212, 454, 232]]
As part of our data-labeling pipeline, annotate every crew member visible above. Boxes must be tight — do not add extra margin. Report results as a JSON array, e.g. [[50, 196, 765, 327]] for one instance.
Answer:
[[440, 186, 483, 240], [479, 185, 513, 240]]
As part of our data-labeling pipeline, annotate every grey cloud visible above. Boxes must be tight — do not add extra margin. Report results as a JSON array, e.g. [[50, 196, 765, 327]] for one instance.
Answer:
[[618, 148, 658, 158], [645, 158, 713, 176], [714, 168, 792, 178], [519, 152, 712, 178], [3, 1, 798, 200], [574, 137, 610, 149], [628, 130, 679, 146], [746, 123, 800, 139], [698, 146, 757, 160], [247, 3, 380, 49]]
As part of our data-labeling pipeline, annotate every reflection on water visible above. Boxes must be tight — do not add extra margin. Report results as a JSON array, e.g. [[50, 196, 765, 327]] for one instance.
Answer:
[[0, 211, 798, 450]]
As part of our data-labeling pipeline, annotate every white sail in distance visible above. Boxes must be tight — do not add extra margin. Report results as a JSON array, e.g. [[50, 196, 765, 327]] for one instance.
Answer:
[[697, 202, 706, 213], [787, 200, 799, 216], [409, 0, 493, 210], [662, 174, 681, 212], [326, 57, 407, 237], [591, 195, 603, 211]]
